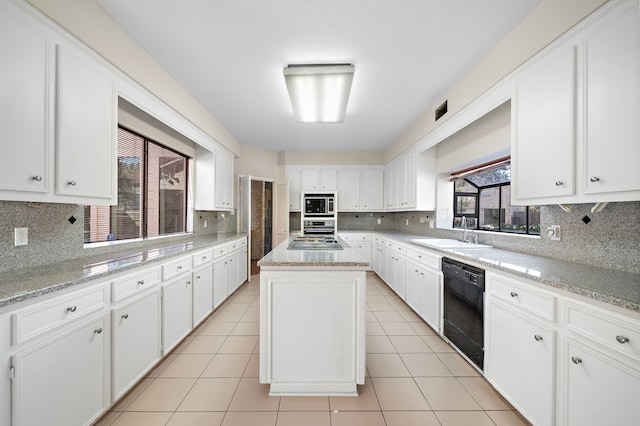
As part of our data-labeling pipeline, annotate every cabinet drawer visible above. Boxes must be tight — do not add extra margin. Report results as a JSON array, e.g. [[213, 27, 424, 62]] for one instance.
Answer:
[[213, 244, 227, 259], [112, 267, 160, 303], [488, 273, 556, 322], [192, 248, 214, 268], [355, 233, 372, 242], [227, 240, 241, 252], [162, 255, 192, 281], [388, 241, 406, 255], [406, 247, 441, 270], [237, 237, 247, 248], [12, 284, 108, 345], [340, 234, 355, 242], [565, 301, 640, 359]]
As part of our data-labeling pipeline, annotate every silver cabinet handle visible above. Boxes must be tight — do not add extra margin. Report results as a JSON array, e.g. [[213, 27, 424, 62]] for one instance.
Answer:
[[32, 175, 43, 181], [94, 328, 103, 334], [616, 335, 629, 344], [196, 275, 201, 280], [66, 306, 77, 313], [186, 280, 191, 285], [202, 256, 207, 261], [510, 292, 518, 297], [67, 180, 77, 186], [177, 265, 182, 270], [137, 280, 145, 286], [534, 335, 543, 341], [121, 314, 129, 320], [590, 176, 600, 182], [571, 356, 582, 365], [555, 181, 563, 186]]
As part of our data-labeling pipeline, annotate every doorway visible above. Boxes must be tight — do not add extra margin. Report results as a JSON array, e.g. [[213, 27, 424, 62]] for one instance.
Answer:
[[250, 180, 273, 275]]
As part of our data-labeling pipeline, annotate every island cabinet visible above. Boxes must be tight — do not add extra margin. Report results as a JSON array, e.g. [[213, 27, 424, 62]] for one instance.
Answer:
[[512, 0, 640, 205], [559, 299, 640, 426], [9, 283, 110, 426], [259, 269, 367, 396], [485, 272, 558, 426], [110, 266, 161, 401]]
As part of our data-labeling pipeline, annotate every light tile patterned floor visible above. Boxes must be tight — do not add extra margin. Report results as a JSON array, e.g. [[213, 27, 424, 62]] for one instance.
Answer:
[[94, 273, 531, 426]]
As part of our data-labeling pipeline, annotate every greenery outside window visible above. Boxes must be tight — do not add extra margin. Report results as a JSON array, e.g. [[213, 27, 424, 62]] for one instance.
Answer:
[[84, 126, 189, 244], [452, 160, 540, 235]]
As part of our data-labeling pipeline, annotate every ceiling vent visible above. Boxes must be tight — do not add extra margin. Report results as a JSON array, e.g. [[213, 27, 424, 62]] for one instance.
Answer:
[[435, 100, 448, 121]]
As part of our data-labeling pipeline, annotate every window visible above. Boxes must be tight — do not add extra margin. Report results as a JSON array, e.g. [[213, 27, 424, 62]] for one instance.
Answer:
[[84, 126, 189, 244], [452, 160, 540, 235]]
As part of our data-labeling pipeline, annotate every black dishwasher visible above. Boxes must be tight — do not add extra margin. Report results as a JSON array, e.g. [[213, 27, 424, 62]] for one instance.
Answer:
[[442, 257, 485, 371]]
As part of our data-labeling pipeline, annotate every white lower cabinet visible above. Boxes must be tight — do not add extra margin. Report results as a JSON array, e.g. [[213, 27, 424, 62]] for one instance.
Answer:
[[563, 339, 640, 426], [111, 290, 160, 400], [227, 249, 240, 295], [486, 300, 556, 426], [12, 315, 109, 426], [239, 243, 249, 284], [161, 274, 192, 354], [213, 255, 229, 309], [192, 264, 214, 326]]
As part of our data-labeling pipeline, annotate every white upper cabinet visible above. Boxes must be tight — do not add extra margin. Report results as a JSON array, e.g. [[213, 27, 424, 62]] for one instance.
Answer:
[[287, 168, 302, 211], [384, 148, 436, 211], [0, 9, 50, 194], [512, 46, 577, 201], [512, 0, 640, 205], [301, 169, 336, 191], [56, 45, 116, 202], [583, 2, 640, 195], [337, 169, 384, 211], [194, 146, 235, 211]]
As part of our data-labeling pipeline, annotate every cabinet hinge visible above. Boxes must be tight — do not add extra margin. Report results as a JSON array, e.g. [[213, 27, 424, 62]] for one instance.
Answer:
[[8, 366, 15, 382]]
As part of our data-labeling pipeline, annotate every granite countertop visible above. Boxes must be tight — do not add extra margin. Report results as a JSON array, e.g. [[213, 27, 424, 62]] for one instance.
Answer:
[[0, 233, 246, 309], [257, 236, 369, 268], [340, 230, 640, 313]]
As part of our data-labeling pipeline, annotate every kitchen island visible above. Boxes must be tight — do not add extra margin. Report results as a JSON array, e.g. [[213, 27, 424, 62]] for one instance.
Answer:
[[257, 236, 369, 396]]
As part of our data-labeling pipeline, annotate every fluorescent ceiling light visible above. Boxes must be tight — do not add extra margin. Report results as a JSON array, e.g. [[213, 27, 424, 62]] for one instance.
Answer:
[[283, 64, 355, 123]]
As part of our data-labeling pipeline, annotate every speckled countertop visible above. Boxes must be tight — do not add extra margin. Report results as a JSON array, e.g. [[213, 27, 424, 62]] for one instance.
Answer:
[[0, 233, 246, 310], [257, 236, 369, 268], [341, 231, 640, 313]]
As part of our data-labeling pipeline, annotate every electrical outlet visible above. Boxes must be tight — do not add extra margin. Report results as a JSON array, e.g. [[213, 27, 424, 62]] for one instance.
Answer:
[[15, 227, 28, 246], [377, 218, 381, 225], [546, 225, 561, 241], [405, 219, 409, 226]]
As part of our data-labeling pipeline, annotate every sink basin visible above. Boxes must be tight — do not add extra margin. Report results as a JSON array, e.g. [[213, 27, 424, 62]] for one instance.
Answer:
[[411, 238, 491, 250]]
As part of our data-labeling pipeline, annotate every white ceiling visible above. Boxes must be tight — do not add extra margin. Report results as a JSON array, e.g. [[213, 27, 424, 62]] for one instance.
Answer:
[[96, 0, 541, 152]]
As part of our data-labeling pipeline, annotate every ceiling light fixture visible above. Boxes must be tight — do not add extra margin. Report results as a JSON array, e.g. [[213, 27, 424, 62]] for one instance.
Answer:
[[283, 64, 355, 123]]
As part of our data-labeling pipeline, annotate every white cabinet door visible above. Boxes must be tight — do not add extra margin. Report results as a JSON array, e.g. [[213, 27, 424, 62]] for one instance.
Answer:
[[337, 169, 360, 210], [0, 10, 50, 194], [214, 149, 234, 209], [12, 315, 108, 426], [512, 46, 576, 202], [162, 276, 192, 353], [486, 301, 556, 426], [194, 146, 215, 210], [287, 169, 302, 210], [112, 291, 160, 400], [192, 264, 213, 326], [301, 169, 320, 191], [56, 45, 115, 202], [238, 244, 248, 285], [564, 339, 640, 426], [419, 267, 442, 333], [227, 250, 239, 295], [360, 169, 384, 210], [319, 169, 337, 191], [401, 151, 416, 209], [405, 263, 421, 312], [354, 242, 372, 269], [583, 3, 640, 195], [213, 256, 228, 309]]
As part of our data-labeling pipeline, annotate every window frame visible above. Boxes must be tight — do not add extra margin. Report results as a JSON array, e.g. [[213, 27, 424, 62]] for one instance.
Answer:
[[83, 125, 190, 245]]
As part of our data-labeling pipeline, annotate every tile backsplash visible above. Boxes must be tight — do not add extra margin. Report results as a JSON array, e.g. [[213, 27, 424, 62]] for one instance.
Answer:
[[1, 200, 638, 274], [0, 201, 236, 273]]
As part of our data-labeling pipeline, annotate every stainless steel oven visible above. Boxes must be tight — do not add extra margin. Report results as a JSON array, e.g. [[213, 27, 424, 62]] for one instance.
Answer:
[[302, 219, 336, 235], [442, 257, 485, 371]]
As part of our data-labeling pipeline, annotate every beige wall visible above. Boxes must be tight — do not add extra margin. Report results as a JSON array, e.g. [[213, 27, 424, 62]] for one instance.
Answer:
[[235, 144, 280, 181], [384, 0, 608, 163], [25, 0, 240, 156], [278, 150, 384, 166]]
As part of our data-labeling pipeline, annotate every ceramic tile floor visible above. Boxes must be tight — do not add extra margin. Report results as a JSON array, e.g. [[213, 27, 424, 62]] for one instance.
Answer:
[[94, 273, 531, 426]]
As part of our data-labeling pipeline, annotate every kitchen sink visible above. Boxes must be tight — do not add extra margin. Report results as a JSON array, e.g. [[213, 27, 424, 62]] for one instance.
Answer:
[[411, 238, 491, 250], [287, 236, 344, 250]]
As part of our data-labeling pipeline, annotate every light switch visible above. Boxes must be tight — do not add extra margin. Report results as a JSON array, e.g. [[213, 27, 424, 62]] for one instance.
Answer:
[[14, 227, 28, 246]]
